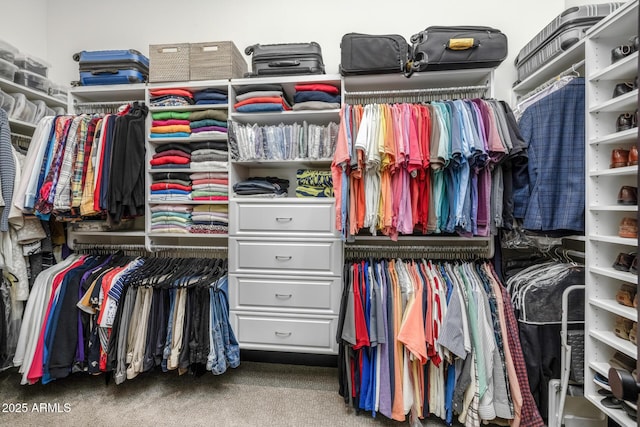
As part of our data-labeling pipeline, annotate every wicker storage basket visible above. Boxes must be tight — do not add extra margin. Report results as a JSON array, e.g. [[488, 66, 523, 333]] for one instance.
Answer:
[[189, 41, 247, 81], [149, 43, 190, 82]]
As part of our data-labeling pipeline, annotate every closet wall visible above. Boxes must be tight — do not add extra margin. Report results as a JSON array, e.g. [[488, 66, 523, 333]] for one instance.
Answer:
[[0, 0, 48, 61], [18, 0, 564, 101]]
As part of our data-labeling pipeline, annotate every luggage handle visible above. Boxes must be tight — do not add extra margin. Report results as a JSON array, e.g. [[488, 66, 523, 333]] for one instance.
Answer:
[[90, 68, 119, 75], [269, 60, 300, 67]]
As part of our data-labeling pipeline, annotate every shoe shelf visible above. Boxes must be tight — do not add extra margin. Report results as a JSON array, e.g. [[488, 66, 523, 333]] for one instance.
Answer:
[[589, 165, 637, 177], [589, 205, 637, 212], [589, 89, 638, 113], [590, 329, 637, 359], [589, 51, 638, 82], [590, 297, 637, 322], [590, 128, 638, 146], [590, 265, 638, 287], [586, 394, 637, 427], [589, 234, 637, 246]]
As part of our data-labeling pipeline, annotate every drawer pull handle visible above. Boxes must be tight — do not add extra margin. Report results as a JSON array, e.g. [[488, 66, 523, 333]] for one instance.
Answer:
[[275, 331, 292, 337], [275, 293, 292, 299], [275, 255, 292, 261], [275, 217, 293, 222]]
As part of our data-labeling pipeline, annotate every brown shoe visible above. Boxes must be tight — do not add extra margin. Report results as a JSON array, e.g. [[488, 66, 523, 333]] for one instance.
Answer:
[[618, 186, 638, 205], [630, 322, 637, 345], [612, 148, 630, 168], [619, 217, 638, 238], [615, 316, 633, 340], [629, 145, 638, 166], [616, 283, 636, 306]]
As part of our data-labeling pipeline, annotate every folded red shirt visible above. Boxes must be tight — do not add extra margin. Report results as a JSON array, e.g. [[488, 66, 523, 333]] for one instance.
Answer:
[[150, 183, 192, 192], [150, 88, 193, 98], [294, 84, 340, 94], [150, 156, 190, 166], [152, 150, 191, 159]]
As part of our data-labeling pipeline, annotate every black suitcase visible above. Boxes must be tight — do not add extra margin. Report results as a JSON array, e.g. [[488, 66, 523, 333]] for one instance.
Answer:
[[406, 26, 508, 76], [244, 42, 325, 77], [339, 33, 409, 76]]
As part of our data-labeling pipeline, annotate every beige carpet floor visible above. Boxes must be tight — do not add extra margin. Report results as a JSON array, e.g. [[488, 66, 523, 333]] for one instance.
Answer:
[[0, 360, 454, 427]]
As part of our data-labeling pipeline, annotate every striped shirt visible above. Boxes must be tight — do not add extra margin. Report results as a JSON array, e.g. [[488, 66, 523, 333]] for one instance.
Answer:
[[0, 109, 15, 231]]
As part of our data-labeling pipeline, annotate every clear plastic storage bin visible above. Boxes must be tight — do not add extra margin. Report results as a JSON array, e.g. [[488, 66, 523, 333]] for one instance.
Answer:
[[0, 39, 18, 62], [9, 93, 36, 123], [0, 58, 18, 81], [13, 53, 49, 77], [0, 90, 15, 115], [14, 69, 51, 93], [32, 99, 47, 123], [49, 83, 68, 101]]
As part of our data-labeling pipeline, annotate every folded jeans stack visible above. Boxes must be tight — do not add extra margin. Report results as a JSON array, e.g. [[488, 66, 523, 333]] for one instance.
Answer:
[[296, 169, 334, 198]]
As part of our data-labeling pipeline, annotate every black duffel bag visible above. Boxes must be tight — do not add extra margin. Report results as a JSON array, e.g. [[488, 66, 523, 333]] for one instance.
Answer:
[[339, 33, 409, 76], [405, 26, 508, 76]]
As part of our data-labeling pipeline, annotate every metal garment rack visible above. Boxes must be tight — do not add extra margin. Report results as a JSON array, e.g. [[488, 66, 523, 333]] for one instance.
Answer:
[[72, 242, 228, 258], [343, 84, 490, 105], [344, 239, 494, 260], [73, 100, 143, 114]]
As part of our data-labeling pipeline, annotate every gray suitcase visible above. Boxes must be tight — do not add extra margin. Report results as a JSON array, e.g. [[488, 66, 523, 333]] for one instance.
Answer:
[[515, 3, 623, 69], [516, 24, 590, 83]]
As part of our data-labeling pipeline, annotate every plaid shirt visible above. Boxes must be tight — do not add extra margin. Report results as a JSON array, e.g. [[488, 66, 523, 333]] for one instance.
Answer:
[[71, 116, 92, 208], [515, 78, 585, 232], [499, 277, 544, 427], [53, 116, 83, 210]]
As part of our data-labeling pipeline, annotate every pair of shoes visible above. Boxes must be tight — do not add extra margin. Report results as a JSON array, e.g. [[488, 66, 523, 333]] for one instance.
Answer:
[[612, 35, 640, 63], [619, 217, 638, 238], [611, 147, 638, 167], [618, 186, 638, 205], [616, 112, 638, 132], [613, 81, 636, 98], [616, 282, 636, 306], [630, 322, 637, 345], [615, 316, 634, 341]]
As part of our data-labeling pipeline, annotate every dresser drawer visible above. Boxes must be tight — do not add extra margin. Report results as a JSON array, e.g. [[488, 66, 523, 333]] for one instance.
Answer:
[[229, 275, 340, 314], [230, 201, 336, 235], [229, 238, 342, 275], [232, 313, 337, 353]]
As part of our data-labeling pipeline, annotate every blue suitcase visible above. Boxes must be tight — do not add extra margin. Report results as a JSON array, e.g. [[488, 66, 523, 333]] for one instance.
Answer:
[[73, 49, 149, 85]]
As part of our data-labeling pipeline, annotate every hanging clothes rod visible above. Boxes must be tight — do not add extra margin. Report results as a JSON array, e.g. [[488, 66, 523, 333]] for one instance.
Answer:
[[344, 241, 494, 259], [10, 132, 32, 140], [73, 100, 143, 107], [344, 84, 489, 98], [150, 245, 228, 252], [519, 59, 585, 103]]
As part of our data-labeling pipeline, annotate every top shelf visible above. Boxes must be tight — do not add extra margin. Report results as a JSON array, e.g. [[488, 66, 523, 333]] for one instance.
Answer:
[[69, 83, 146, 102], [512, 40, 585, 94], [587, 0, 639, 40], [0, 76, 67, 108], [343, 69, 493, 92]]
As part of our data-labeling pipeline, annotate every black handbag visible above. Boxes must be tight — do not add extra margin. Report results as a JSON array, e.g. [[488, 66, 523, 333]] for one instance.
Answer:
[[406, 26, 508, 76], [339, 33, 409, 76]]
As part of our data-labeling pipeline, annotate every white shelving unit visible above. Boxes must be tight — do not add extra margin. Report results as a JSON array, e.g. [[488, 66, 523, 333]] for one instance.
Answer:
[[144, 79, 231, 251], [66, 84, 147, 249], [0, 75, 67, 136], [584, 1, 638, 426], [227, 74, 343, 355]]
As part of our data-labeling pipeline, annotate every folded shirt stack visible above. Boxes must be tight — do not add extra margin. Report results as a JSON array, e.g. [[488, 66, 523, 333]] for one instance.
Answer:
[[150, 171, 192, 202], [189, 109, 229, 138], [233, 176, 289, 198], [149, 204, 193, 234], [190, 172, 229, 201], [150, 143, 192, 170], [193, 88, 228, 105], [292, 84, 341, 111], [149, 88, 195, 108], [190, 204, 228, 234], [296, 169, 334, 198], [234, 84, 292, 113], [189, 141, 229, 173]]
